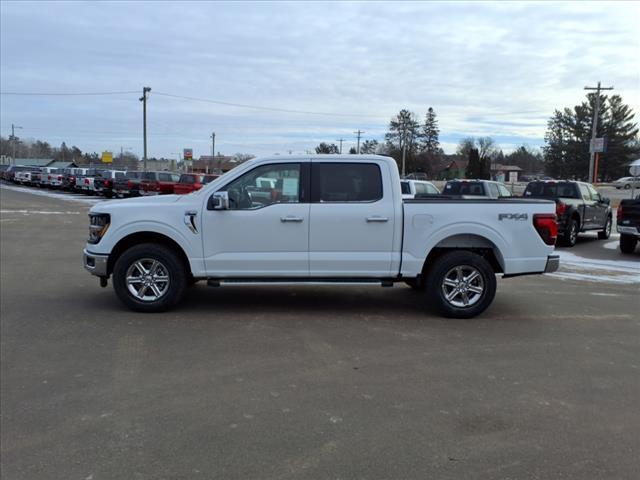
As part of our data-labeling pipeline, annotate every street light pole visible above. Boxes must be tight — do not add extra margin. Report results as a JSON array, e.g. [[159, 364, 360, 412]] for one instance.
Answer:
[[139, 86, 151, 171], [10, 124, 23, 165]]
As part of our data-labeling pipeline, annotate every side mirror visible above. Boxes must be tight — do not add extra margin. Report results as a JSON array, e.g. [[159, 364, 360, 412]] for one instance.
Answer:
[[208, 191, 229, 210]]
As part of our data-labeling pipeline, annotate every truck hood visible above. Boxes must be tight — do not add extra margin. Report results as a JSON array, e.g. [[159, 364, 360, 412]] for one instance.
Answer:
[[90, 194, 185, 213]]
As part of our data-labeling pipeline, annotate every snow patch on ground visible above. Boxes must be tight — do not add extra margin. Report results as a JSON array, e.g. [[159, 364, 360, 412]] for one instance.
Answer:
[[550, 250, 640, 285], [603, 240, 619, 250], [0, 209, 81, 215], [0, 183, 101, 204]]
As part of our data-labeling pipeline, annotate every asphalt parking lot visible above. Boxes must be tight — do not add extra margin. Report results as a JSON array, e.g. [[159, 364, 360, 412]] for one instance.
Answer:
[[1, 185, 639, 480]]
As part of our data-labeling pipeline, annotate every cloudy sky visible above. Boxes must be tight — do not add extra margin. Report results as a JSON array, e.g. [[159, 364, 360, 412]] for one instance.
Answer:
[[1, 1, 638, 159]]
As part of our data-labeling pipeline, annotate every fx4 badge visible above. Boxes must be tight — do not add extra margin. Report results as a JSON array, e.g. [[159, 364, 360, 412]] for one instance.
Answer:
[[499, 213, 528, 221]]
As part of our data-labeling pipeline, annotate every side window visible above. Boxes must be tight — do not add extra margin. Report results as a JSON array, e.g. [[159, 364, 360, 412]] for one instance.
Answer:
[[400, 181, 411, 194], [171, 174, 181, 182], [498, 184, 512, 197], [223, 163, 301, 210], [488, 183, 500, 198], [312, 163, 382, 202], [578, 184, 591, 201], [158, 173, 171, 182], [426, 184, 439, 194], [587, 185, 600, 202], [414, 183, 428, 194]]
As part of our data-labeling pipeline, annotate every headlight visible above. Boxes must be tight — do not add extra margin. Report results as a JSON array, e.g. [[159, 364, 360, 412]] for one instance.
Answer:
[[88, 213, 110, 244]]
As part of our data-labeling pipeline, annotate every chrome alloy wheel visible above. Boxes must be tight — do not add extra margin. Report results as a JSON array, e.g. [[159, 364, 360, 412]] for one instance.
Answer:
[[125, 258, 170, 302], [441, 265, 485, 308]]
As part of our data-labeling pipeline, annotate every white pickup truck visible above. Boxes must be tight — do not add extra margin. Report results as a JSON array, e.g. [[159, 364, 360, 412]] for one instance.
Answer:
[[83, 155, 559, 318]]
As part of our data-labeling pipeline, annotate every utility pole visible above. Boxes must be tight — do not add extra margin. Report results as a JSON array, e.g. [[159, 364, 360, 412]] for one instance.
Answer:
[[139, 86, 151, 171], [584, 81, 613, 183], [336, 138, 345, 154], [10, 124, 23, 164], [354, 130, 364, 154], [210, 132, 216, 174], [401, 130, 407, 178]]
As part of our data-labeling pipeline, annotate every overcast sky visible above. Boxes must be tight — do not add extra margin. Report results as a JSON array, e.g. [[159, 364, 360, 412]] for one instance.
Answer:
[[1, 0, 638, 159]]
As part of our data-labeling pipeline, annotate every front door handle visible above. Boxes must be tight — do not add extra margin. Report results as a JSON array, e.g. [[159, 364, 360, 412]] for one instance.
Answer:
[[366, 216, 389, 223], [281, 216, 304, 223]]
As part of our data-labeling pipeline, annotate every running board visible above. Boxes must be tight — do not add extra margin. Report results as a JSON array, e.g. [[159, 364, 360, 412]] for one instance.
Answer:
[[207, 278, 396, 287]]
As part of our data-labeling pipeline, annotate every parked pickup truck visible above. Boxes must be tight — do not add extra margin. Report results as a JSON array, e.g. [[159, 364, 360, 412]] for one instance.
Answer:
[[400, 179, 440, 199], [113, 171, 143, 198], [139, 172, 182, 195], [94, 170, 126, 198], [617, 194, 640, 253], [523, 180, 612, 247], [83, 155, 559, 318], [443, 179, 512, 198], [174, 173, 219, 195]]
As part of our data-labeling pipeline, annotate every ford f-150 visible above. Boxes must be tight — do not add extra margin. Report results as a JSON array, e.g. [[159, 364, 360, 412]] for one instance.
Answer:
[[83, 155, 559, 318]]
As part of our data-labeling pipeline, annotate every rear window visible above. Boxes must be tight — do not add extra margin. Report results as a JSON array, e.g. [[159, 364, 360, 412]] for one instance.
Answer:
[[312, 163, 383, 202], [179, 174, 197, 184], [203, 175, 218, 184], [141, 172, 157, 180], [524, 182, 579, 198], [401, 181, 411, 194], [125, 172, 141, 179], [443, 181, 485, 196]]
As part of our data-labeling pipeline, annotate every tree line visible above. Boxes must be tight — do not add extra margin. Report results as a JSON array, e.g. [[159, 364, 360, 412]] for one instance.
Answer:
[[315, 93, 638, 180]]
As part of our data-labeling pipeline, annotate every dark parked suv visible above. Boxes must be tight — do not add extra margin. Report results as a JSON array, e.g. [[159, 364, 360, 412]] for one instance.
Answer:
[[523, 180, 612, 247]]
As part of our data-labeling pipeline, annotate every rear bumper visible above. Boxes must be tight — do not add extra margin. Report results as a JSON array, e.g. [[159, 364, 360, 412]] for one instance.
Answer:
[[544, 254, 560, 273], [83, 249, 109, 277], [617, 225, 640, 237]]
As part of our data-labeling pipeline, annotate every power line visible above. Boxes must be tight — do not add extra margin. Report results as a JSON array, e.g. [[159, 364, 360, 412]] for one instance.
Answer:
[[153, 91, 381, 118], [0, 90, 139, 96]]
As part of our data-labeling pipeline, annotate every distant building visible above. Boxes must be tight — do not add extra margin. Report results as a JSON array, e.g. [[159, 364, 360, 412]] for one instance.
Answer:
[[144, 158, 176, 171], [491, 164, 523, 182], [9, 158, 78, 168], [439, 159, 469, 180], [193, 155, 238, 173]]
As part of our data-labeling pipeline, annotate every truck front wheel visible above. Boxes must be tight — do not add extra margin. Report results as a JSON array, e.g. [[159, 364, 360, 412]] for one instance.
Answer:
[[112, 243, 187, 312], [425, 251, 497, 319]]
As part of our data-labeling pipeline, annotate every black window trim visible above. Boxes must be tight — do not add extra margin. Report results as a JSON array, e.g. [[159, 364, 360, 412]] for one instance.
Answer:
[[310, 162, 384, 204]]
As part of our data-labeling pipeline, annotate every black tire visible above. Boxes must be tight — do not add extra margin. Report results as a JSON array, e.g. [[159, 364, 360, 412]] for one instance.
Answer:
[[598, 215, 612, 240], [112, 243, 187, 312], [561, 218, 579, 247], [620, 234, 637, 254], [425, 251, 497, 319], [624, 184, 631, 189]]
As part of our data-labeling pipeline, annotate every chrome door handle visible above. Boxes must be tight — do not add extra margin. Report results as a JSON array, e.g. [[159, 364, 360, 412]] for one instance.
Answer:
[[280, 216, 304, 223], [366, 216, 389, 222]]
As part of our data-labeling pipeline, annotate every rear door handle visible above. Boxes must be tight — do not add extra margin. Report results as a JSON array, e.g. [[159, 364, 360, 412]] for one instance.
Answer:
[[366, 216, 389, 223], [281, 216, 304, 223]]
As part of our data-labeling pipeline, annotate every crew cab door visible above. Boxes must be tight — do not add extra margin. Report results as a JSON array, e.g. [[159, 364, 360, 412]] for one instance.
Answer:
[[202, 162, 310, 277], [587, 184, 608, 227], [308, 161, 396, 277], [578, 183, 597, 228]]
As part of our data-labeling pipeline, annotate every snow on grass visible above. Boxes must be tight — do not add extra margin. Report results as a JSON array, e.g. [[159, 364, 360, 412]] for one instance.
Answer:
[[0, 183, 101, 204]]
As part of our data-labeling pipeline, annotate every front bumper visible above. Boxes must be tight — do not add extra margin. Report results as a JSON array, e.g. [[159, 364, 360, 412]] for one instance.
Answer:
[[544, 254, 560, 273], [83, 249, 109, 277]]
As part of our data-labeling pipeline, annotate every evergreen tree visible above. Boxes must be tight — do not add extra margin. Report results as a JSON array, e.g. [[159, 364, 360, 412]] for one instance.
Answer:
[[315, 142, 340, 154]]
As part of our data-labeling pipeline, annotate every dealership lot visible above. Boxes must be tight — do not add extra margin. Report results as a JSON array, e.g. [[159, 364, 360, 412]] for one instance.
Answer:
[[1, 186, 639, 479]]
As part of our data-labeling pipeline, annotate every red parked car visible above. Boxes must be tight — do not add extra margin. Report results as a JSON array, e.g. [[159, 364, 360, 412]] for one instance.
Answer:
[[173, 173, 219, 194], [139, 172, 181, 195]]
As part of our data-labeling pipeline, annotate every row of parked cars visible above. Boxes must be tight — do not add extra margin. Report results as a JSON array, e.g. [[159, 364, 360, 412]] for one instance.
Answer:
[[1, 165, 635, 253], [0, 165, 219, 198]]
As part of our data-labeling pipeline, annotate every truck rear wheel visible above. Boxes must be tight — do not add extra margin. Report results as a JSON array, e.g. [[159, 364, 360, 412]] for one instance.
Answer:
[[561, 219, 579, 247], [620, 234, 637, 254], [425, 251, 497, 319], [113, 243, 187, 312]]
